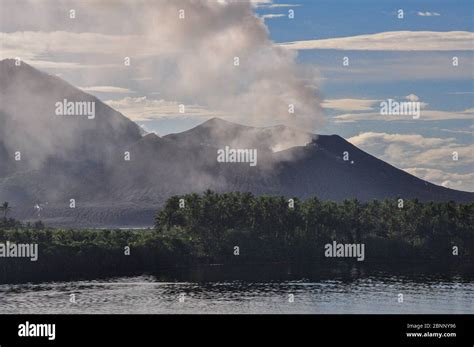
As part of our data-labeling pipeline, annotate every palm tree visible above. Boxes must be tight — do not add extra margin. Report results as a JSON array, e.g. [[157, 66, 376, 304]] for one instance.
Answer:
[[0, 201, 11, 219]]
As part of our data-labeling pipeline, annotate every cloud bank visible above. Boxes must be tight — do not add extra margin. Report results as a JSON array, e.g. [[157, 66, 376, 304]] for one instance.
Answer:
[[279, 31, 474, 51], [348, 132, 474, 192]]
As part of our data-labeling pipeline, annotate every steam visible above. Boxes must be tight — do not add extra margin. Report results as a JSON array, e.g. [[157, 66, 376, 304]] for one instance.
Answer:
[[1, 0, 323, 135], [0, 0, 324, 211]]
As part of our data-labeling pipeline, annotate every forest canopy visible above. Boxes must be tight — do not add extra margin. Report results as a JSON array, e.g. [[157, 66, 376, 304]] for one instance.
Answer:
[[0, 192, 472, 283]]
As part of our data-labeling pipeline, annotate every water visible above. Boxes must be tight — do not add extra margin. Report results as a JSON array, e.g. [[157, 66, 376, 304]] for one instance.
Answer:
[[1, 264, 473, 314]]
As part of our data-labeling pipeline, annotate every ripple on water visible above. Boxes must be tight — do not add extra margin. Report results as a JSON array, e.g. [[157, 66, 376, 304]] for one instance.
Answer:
[[0, 275, 473, 314]]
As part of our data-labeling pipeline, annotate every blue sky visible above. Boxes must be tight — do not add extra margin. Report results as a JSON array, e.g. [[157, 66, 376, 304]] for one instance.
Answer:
[[1, 0, 473, 191], [257, 0, 473, 134], [260, 0, 473, 40], [253, 0, 474, 191]]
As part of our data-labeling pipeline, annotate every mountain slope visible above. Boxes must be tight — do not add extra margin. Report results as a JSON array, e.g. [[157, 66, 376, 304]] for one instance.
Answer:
[[164, 117, 315, 152], [273, 135, 473, 202], [0, 61, 472, 227], [0, 59, 141, 175]]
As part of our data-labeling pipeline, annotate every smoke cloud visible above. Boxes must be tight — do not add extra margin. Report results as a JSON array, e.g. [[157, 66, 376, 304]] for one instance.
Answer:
[[1, 0, 323, 132]]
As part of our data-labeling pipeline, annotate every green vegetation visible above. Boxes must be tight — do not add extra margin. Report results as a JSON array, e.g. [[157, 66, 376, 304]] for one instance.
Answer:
[[0, 225, 186, 283], [155, 191, 474, 262], [0, 192, 473, 283]]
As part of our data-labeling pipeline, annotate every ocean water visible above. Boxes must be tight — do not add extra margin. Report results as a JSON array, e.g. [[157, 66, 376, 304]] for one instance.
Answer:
[[1, 264, 473, 314]]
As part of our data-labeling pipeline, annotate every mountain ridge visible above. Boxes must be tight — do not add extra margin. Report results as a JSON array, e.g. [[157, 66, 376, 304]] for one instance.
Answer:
[[0, 60, 472, 227]]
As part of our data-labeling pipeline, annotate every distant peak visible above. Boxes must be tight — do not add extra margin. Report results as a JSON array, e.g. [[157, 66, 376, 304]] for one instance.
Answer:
[[0, 58, 17, 64], [0, 58, 33, 70], [0, 58, 53, 80], [202, 117, 236, 126], [194, 117, 253, 131], [0, 58, 15, 64], [143, 132, 160, 140]]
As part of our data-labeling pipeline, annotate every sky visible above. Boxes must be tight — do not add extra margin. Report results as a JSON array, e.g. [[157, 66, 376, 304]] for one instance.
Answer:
[[0, 0, 473, 191]]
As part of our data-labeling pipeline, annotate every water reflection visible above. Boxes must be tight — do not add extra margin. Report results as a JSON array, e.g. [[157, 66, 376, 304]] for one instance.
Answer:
[[0, 263, 473, 314]]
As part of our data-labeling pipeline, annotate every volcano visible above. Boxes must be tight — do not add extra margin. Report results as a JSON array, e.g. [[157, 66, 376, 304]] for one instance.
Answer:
[[0, 60, 472, 227]]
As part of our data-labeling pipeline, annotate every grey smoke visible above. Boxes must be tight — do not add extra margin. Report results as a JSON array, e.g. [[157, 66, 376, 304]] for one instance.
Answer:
[[1, 0, 323, 140]]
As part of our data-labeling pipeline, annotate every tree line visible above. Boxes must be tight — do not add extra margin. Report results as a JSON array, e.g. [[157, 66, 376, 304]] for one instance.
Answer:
[[154, 191, 474, 262], [0, 192, 472, 283]]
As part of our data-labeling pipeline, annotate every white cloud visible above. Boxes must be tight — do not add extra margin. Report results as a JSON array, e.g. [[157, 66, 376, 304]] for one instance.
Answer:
[[21, 60, 88, 69], [322, 98, 379, 111], [348, 132, 474, 191], [279, 31, 474, 51], [334, 108, 473, 122], [261, 14, 286, 20], [439, 128, 474, 135], [404, 168, 473, 191], [104, 96, 217, 121], [255, 3, 301, 8], [417, 12, 441, 17], [348, 132, 454, 148], [405, 94, 419, 102], [347, 132, 474, 191], [0, 31, 143, 60], [317, 54, 473, 82], [80, 86, 135, 94]]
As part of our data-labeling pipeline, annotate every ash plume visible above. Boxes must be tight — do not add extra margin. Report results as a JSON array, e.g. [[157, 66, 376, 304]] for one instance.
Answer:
[[1, 0, 323, 146]]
